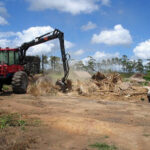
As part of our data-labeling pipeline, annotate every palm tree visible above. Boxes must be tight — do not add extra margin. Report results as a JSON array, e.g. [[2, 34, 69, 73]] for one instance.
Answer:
[[135, 59, 143, 73], [121, 55, 128, 72], [75, 61, 85, 70], [50, 56, 60, 71], [42, 55, 48, 72], [106, 59, 111, 71], [102, 59, 107, 72], [87, 56, 96, 73], [145, 59, 150, 72]]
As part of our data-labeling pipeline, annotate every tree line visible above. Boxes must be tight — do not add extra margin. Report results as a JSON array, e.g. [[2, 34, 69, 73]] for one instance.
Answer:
[[42, 55, 62, 72], [41, 55, 150, 74], [73, 55, 150, 74]]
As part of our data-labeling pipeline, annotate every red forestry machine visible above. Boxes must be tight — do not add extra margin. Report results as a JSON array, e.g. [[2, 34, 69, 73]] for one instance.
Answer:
[[0, 29, 70, 93]]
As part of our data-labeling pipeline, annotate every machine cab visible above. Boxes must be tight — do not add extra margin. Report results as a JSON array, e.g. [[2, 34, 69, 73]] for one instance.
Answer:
[[0, 48, 19, 66], [0, 48, 23, 78]]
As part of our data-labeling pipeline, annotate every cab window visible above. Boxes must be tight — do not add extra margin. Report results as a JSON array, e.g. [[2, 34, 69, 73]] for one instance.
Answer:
[[15, 51, 19, 64], [0, 51, 8, 65], [9, 51, 15, 65]]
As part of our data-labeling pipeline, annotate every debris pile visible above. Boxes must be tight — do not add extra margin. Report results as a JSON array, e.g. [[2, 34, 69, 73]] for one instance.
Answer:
[[92, 72, 106, 81], [27, 72, 148, 101], [73, 80, 99, 96], [74, 72, 148, 101], [92, 72, 122, 92]]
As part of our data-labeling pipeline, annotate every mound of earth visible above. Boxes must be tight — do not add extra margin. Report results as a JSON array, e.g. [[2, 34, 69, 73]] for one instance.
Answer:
[[69, 71, 91, 81], [130, 73, 145, 83], [131, 73, 144, 79]]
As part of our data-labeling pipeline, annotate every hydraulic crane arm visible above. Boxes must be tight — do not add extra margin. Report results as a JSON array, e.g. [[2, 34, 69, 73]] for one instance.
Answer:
[[18, 29, 70, 89]]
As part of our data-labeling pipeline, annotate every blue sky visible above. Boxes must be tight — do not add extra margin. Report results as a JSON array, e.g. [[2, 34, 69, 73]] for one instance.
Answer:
[[1, 0, 150, 61]]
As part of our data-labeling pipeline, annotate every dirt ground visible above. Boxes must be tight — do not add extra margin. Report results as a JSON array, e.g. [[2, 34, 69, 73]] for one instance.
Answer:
[[0, 92, 150, 150]]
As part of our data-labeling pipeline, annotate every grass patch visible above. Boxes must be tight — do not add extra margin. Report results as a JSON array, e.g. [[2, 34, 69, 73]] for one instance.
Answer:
[[144, 71, 150, 81], [0, 113, 26, 129], [119, 73, 133, 79], [143, 134, 150, 137], [140, 98, 145, 101], [27, 118, 41, 127], [139, 81, 149, 86], [2, 85, 11, 91], [89, 142, 117, 150], [0, 113, 41, 130], [104, 136, 109, 139]]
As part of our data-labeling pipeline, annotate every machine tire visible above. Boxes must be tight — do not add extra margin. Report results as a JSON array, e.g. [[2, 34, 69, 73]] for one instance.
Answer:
[[12, 71, 28, 94]]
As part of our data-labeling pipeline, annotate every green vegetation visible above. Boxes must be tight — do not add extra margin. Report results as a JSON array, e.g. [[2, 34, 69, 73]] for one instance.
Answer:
[[0, 113, 41, 130], [42, 55, 150, 78], [143, 134, 150, 137], [42, 54, 150, 75], [2, 85, 11, 91], [144, 71, 150, 81], [104, 136, 109, 139], [119, 73, 133, 79], [140, 98, 145, 101], [89, 142, 117, 150], [0, 113, 26, 129], [139, 81, 149, 86]]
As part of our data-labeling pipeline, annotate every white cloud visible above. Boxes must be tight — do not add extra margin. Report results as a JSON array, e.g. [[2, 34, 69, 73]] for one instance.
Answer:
[[0, 39, 10, 48], [0, 2, 8, 17], [101, 0, 110, 6], [14, 26, 54, 45], [27, 43, 55, 56], [93, 51, 120, 60], [26, 0, 111, 15], [82, 51, 119, 65], [0, 16, 8, 25], [65, 41, 74, 49], [0, 2, 9, 25], [27, 0, 99, 15], [74, 49, 84, 56], [0, 26, 74, 56], [91, 24, 132, 46], [0, 31, 16, 38], [133, 39, 150, 59], [81, 21, 97, 31], [82, 57, 90, 65]]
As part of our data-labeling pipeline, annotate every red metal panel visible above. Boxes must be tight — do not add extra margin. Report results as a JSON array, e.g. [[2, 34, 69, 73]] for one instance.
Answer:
[[0, 64, 24, 77], [0, 48, 18, 51]]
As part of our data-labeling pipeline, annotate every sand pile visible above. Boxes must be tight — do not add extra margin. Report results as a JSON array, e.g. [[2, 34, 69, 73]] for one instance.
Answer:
[[69, 71, 91, 81]]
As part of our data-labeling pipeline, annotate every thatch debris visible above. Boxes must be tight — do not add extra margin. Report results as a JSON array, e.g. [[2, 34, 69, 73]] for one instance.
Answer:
[[92, 72, 106, 81], [27, 72, 148, 101]]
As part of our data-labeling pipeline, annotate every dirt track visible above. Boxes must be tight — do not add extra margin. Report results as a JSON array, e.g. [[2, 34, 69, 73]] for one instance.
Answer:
[[0, 93, 150, 150]]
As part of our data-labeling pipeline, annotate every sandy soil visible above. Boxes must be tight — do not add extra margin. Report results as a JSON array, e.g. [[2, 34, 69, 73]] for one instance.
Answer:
[[0, 92, 150, 150]]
